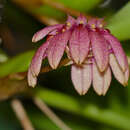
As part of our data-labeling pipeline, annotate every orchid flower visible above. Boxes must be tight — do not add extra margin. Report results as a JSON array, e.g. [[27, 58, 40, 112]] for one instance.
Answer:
[[28, 14, 129, 96]]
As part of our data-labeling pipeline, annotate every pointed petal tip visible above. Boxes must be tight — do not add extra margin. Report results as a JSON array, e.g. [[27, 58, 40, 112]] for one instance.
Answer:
[[75, 89, 88, 95], [76, 91, 83, 95], [95, 90, 102, 96], [98, 66, 106, 73], [102, 90, 108, 96], [29, 84, 36, 88], [50, 64, 58, 70], [27, 69, 37, 88], [96, 91, 107, 96], [82, 90, 89, 95], [102, 93, 106, 96], [32, 34, 37, 42], [123, 82, 128, 87], [28, 77, 37, 88], [48, 60, 59, 69]]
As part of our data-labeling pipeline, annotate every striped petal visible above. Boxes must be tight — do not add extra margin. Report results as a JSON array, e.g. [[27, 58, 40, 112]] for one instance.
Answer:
[[48, 31, 71, 69], [109, 54, 128, 86], [27, 68, 37, 87], [69, 26, 90, 64], [71, 64, 92, 95], [30, 41, 49, 77], [90, 31, 109, 72], [93, 61, 111, 95], [32, 24, 63, 42], [103, 33, 128, 72]]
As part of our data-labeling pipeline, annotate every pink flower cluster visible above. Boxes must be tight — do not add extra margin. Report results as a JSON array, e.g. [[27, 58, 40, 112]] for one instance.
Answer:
[[28, 14, 129, 95]]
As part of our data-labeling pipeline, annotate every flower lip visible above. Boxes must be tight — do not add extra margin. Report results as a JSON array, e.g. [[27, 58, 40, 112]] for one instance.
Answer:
[[76, 14, 87, 25], [66, 15, 76, 28], [88, 18, 105, 30]]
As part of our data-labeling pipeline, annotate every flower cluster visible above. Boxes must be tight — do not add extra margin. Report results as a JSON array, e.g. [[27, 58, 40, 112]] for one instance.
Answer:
[[28, 14, 129, 95]]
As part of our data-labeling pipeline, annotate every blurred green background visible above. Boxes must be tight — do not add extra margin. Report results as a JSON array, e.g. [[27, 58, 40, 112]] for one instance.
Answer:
[[0, 0, 130, 130]]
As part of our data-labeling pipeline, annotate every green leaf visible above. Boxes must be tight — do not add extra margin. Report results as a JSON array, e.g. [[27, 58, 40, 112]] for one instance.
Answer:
[[35, 88, 81, 113], [35, 87, 130, 129], [34, 5, 65, 21], [0, 51, 35, 77], [107, 2, 130, 40], [54, 0, 102, 12]]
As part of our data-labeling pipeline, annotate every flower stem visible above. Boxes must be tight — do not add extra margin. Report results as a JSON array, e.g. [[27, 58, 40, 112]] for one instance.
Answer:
[[34, 97, 71, 130], [11, 99, 34, 130]]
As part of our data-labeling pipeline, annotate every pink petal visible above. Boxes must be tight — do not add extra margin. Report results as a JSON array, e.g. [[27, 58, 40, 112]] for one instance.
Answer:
[[125, 67, 129, 85], [71, 64, 92, 95], [109, 54, 128, 86], [27, 68, 37, 87], [48, 30, 71, 69], [92, 61, 111, 95], [88, 18, 97, 26], [77, 14, 87, 25], [30, 41, 49, 77], [90, 31, 109, 72], [66, 15, 76, 25], [103, 33, 128, 72], [69, 26, 90, 64], [96, 18, 105, 28], [103, 67, 111, 95], [32, 24, 63, 42]]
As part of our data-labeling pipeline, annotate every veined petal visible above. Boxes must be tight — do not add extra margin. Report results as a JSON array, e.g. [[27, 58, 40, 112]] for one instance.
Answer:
[[71, 64, 92, 95], [30, 41, 49, 77], [92, 61, 111, 95], [27, 68, 37, 87], [48, 30, 71, 69], [69, 26, 90, 64], [109, 54, 127, 86], [90, 31, 109, 72], [103, 67, 111, 95], [103, 33, 128, 72], [32, 24, 63, 42]]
